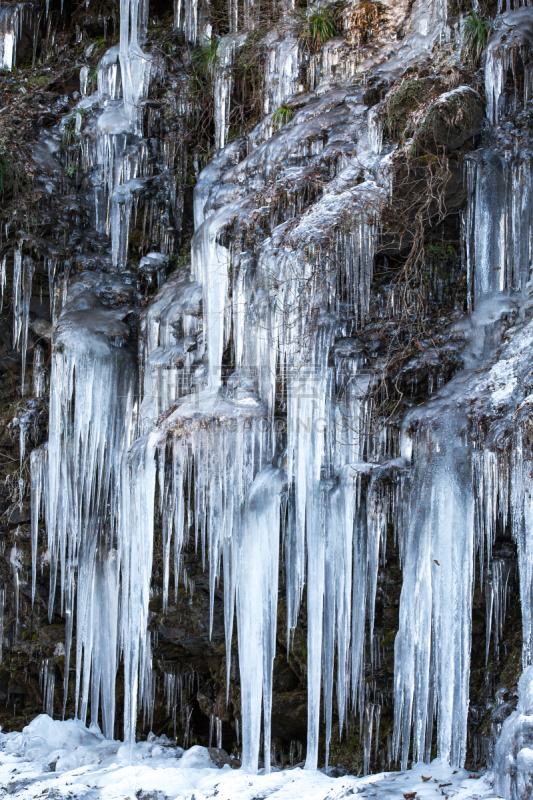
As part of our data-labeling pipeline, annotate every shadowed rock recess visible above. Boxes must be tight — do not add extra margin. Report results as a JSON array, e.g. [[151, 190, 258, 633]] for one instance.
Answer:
[[2, 0, 533, 792]]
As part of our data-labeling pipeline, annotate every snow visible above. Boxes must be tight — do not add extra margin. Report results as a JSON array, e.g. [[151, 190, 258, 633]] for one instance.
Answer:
[[0, 716, 502, 800]]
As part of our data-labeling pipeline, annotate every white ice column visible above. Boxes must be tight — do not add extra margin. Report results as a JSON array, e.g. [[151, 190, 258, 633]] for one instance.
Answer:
[[237, 465, 286, 773], [393, 416, 475, 769]]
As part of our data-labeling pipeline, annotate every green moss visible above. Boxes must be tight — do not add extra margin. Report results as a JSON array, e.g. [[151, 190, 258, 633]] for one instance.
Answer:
[[385, 77, 431, 139]]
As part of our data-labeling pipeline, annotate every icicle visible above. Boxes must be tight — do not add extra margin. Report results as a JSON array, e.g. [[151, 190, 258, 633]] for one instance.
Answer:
[[237, 466, 286, 773], [40, 658, 56, 716], [0, 588, 4, 663], [97, 45, 122, 106], [10, 539, 22, 639], [0, 4, 21, 70], [30, 445, 47, 606], [34, 276, 136, 739], [79, 65, 90, 97], [485, 9, 533, 127], [213, 36, 247, 152], [119, 431, 159, 743], [463, 151, 533, 301], [485, 559, 512, 664], [263, 34, 300, 116], [119, 0, 152, 128], [33, 345, 45, 399], [393, 416, 475, 769], [0, 255, 5, 312], [363, 704, 375, 775], [191, 213, 231, 388], [367, 107, 383, 156], [12, 251, 34, 396], [174, 0, 198, 43]]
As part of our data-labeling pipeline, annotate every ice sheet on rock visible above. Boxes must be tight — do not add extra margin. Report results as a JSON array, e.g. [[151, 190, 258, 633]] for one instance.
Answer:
[[263, 31, 300, 115], [193, 140, 245, 229], [110, 177, 148, 267], [95, 102, 132, 135], [31, 133, 63, 174], [139, 271, 203, 429], [139, 251, 169, 285], [368, 0, 448, 80], [98, 45, 123, 106]]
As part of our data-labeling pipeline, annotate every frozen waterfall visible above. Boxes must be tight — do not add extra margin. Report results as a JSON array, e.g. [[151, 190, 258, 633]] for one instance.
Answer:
[[17, 0, 533, 788]]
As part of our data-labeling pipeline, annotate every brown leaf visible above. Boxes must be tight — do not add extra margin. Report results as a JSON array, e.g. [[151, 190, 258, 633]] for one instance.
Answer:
[[421, 777, 431, 782], [404, 793, 417, 799]]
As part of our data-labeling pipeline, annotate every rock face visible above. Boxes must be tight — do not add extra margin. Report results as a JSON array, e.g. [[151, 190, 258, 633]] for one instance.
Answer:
[[413, 86, 484, 151], [0, 0, 532, 786]]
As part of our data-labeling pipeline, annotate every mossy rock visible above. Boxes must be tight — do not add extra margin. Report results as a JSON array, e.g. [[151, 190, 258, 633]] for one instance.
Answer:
[[413, 86, 484, 152]]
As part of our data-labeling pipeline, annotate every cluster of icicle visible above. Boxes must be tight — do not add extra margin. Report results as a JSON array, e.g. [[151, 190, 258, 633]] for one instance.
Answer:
[[22, 0, 533, 787], [29, 0, 153, 743], [0, 3, 41, 71]]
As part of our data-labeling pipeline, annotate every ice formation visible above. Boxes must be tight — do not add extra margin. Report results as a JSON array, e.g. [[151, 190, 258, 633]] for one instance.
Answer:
[[0, 3, 37, 70], [32, 273, 136, 739], [484, 9, 533, 126], [494, 667, 533, 800], [18, 0, 533, 789]]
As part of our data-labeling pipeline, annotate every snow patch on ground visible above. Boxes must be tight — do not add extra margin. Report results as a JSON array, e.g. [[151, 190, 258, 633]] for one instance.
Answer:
[[0, 715, 504, 800]]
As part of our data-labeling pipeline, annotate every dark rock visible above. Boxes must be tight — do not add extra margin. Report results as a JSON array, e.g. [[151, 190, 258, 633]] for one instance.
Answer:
[[6, 504, 31, 525], [413, 86, 484, 152], [207, 747, 232, 768], [136, 792, 170, 800], [491, 700, 516, 724]]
